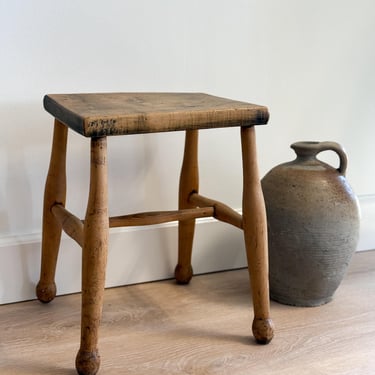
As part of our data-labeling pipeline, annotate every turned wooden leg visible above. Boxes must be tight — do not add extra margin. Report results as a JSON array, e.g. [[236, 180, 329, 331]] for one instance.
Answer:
[[175, 130, 199, 284], [241, 126, 274, 344], [76, 137, 109, 375], [36, 119, 68, 303]]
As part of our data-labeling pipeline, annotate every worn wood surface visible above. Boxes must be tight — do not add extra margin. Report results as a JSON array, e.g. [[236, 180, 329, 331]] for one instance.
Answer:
[[109, 207, 214, 227], [1, 251, 374, 374], [241, 126, 274, 343], [189, 193, 243, 229], [43, 93, 269, 136], [76, 137, 109, 375], [51, 204, 214, 237], [52, 204, 84, 247], [175, 130, 199, 284], [36, 119, 68, 303], [40, 94, 271, 373]]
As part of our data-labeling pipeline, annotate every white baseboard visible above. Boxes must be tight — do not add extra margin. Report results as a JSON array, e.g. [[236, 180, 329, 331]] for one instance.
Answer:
[[1, 195, 374, 305], [0, 218, 247, 304], [356, 195, 375, 252]]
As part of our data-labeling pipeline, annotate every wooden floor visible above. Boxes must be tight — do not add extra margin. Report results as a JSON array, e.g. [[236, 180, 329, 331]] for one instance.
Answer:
[[1, 251, 375, 375]]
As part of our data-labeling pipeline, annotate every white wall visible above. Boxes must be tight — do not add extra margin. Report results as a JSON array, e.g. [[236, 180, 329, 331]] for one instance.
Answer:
[[1, 0, 374, 304]]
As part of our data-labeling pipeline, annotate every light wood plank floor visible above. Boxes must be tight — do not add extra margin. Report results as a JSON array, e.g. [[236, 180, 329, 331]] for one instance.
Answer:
[[1, 251, 375, 375]]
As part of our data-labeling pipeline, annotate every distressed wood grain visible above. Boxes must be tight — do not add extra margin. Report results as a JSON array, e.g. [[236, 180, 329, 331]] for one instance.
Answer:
[[43, 93, 269, 136]]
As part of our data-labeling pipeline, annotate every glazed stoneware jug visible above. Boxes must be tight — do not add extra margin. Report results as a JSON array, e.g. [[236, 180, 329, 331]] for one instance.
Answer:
[[261, 141, 360, 307]]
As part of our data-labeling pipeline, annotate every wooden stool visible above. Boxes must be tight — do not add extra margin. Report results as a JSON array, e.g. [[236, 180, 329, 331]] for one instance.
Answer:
[[36, 93, 274, 375]]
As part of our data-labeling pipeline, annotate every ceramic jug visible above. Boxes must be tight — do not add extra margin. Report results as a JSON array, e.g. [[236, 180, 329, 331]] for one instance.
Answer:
[[261, 141, 360, 306]]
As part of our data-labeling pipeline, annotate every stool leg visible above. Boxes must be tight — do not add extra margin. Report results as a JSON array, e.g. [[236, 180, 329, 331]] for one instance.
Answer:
[[241, 126, 274, 344], [36, 119, 68, 303], [76, 137, 109, 375], [175, 130, 199, 284]]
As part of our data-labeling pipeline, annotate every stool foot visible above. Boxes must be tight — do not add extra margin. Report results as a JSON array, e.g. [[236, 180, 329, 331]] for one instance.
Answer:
[[36, 281, 56, 303], [76, 349, 100, 375], [175, 264, 193, 284], [252, 317, 274, 344]]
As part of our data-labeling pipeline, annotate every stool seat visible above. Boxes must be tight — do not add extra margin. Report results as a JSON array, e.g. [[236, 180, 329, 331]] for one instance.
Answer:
[[44, 92, 269, 136]]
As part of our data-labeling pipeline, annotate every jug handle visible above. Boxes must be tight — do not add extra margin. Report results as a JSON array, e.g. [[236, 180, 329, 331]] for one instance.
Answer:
[[316, 141, 347, 176]]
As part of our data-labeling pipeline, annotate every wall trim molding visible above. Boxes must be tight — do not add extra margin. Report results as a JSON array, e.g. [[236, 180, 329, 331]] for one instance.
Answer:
[[356, 194, 375, 252], [0, 215, 220, 248], [0, 213, 247, 304]]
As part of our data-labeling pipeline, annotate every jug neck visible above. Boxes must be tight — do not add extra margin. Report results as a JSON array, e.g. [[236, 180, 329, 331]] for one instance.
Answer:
[[290, 141, 348, 176], [291, 141, 321, 160]]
